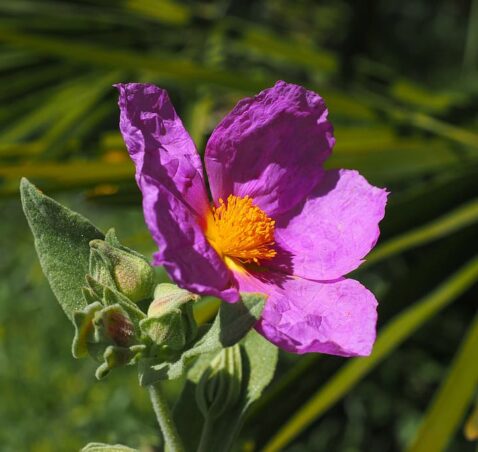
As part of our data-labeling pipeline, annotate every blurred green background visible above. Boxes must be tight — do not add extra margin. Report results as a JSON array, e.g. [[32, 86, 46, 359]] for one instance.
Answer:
[[1, 0, 478, 451]]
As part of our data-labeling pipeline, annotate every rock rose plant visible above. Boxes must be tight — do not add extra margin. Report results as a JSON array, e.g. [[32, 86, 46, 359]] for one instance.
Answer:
[[21, 81, 387, 452]]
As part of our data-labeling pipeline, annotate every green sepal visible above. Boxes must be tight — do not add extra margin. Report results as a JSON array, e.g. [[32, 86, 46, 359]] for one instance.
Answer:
[[102, 286, 146, 324], [73, 302, 136, 360], [72, 301, 103, 358], [82, 286, 100, 305], [95, 344, 145, 380], [138, 292, 265, 384], [89, 245, 117, 290], [140, 312, 189, 351], [104, 228, 149, 261], [20, 178, 104, 322], [80, 442, 138, 451], [85, 274, 105, 300], [83, 275, 146, 324]]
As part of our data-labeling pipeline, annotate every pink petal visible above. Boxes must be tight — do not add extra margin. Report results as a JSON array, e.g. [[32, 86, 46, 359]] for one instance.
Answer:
[[269, 169, 388, 280], [116, 83, 209, 216], [148, 183, 239, 302], [116, 83, 238, 301], [236, 271, 378, 356], [205, 81, 335, 216]]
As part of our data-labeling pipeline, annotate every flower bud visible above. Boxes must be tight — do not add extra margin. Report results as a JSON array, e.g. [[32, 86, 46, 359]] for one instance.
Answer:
[[93, 305, 136, 348], [147, 283, 199, 317], [89, 239, 155, 303], [196, 345, 243, 420], [72, 301, 144, 379], [140, 283, 198, 351]]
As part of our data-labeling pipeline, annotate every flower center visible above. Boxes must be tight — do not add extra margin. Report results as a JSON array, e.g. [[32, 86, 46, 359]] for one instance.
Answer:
[[205, 194, 276, 266]]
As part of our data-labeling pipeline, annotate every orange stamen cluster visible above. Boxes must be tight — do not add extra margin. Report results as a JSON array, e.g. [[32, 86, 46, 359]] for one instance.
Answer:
[[205, 194, 276, 265]]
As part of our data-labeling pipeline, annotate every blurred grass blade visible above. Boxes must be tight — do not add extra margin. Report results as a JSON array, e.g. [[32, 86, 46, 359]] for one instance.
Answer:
[[465, 401, 478, 441], [0, 63, 76, 103], [464, 0, 478, 72], [40, 71, 121, 156], [0, 161, 134, 194], [0, 29, 270, 91], [365, 198, 478, 267], [126, 0, 191, 25], [184, 94, 213, 151], [229, 21, 337, 75], [1, 74, 96, 143], [328, 138, 475, 183], [357, 89, 478, 151], [389, 80, 460, 114], [263, 255, 478, 452], [407, 312, 478, 452], [0, 49, 38, 70]]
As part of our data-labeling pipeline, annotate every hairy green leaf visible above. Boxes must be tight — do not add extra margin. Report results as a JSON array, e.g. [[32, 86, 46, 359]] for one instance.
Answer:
[[20, 178, 103, 321]]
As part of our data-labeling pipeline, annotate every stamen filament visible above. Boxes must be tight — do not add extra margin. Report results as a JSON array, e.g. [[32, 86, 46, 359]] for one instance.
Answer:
[[205, 195, 276, 265]]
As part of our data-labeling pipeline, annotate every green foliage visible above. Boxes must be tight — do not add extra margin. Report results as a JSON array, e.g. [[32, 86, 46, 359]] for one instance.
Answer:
[[20, 178, 104, 321], [3, 1, 478, 450], [18, 183, 273, 450], [174, 331, 278, 452], [0, 197, 159, 451], [138, 293, 265, 384], [365, 198, 478, 268]]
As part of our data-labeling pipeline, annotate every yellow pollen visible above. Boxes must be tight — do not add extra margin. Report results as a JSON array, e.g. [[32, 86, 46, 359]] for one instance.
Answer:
[[205, 194, 277, 265]]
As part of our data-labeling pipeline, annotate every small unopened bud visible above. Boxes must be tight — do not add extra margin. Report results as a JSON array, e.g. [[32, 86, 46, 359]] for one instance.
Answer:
[[196, 345, 243, 419], [140, 283, 198, 350], [95, 305, 136, 347], [147, 283, 199, 317], [72, 303, 138, 366], [89, 239, 155, 303]]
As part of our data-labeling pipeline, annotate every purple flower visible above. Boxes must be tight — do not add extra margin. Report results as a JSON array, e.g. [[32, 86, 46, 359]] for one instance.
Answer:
[[116, 81, 388, 357]]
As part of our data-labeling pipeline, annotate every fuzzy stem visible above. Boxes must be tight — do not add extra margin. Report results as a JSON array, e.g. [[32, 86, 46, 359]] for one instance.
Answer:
[[148, 383, 185, 452]]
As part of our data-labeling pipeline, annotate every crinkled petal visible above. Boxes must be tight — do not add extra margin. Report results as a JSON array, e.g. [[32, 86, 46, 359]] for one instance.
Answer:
[[269, 169, 388, 280], [116, 83, 238, 301], [146, 182, 239, 302], [235, 271, 378, 356], [116, 83, 209, 216], [205, 80, 335, 216]]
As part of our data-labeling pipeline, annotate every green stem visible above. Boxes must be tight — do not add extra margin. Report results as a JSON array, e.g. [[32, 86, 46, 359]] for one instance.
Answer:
[[148, 383, 185, 452], [197, 417, 214, 452]]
